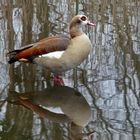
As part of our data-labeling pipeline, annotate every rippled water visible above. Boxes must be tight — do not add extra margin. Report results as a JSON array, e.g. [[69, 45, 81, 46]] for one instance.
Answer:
[[0, 0, 140, 140]]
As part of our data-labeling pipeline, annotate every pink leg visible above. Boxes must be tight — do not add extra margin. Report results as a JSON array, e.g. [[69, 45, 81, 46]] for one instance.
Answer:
[[53, 75, 64, 86], [87, 131, 95, 140]]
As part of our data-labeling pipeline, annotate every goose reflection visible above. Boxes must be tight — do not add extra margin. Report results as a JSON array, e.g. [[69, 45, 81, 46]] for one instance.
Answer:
[[8, 86, 92, 140]]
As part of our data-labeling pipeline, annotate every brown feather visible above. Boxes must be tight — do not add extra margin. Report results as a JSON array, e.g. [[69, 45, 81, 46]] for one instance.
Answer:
[[7, 35, 70, 64]]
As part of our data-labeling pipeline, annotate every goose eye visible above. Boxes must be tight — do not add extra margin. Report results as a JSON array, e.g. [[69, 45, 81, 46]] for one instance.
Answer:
[[80, 16, 87, 21]]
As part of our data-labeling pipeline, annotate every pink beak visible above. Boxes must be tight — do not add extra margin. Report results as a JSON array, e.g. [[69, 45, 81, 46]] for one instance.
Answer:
[[87, 20, 95, 26]]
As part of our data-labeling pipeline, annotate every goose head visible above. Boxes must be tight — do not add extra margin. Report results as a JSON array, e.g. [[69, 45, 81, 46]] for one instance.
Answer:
[[69, 15, 94, 38]]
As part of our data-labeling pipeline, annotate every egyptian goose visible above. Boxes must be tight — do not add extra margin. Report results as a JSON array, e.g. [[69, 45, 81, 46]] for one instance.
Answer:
[[7, 15, 94, 73]]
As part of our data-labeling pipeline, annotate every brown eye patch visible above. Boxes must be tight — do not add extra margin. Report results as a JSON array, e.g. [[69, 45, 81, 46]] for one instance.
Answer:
[[80, 16, 87, 21]]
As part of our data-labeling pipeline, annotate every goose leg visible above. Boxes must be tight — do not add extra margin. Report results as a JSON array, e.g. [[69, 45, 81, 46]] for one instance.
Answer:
[[53, 75, 64, 86]]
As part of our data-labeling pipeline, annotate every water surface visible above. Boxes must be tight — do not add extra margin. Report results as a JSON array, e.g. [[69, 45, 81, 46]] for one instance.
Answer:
[[0, 0, 140, 140]]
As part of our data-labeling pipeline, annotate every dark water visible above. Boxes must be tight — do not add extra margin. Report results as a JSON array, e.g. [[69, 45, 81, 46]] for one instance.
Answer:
[[0, 0, 140, 140]]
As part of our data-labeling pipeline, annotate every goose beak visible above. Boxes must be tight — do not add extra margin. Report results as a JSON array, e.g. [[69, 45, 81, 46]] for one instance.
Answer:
[[87, 20, 95, 26]]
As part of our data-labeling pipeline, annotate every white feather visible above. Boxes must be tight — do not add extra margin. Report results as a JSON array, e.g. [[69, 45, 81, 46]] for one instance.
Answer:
[[39, 51, 64, 59], [81, 20, 88, 25]]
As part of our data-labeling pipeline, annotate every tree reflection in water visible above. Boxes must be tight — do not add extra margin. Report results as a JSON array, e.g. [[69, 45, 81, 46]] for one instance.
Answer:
[[0, 0, 140, 140]]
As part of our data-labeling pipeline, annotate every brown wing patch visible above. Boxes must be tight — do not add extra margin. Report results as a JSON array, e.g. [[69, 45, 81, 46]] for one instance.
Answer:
[[16, 35, 70, 59], [8, 35, 70, 64]]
